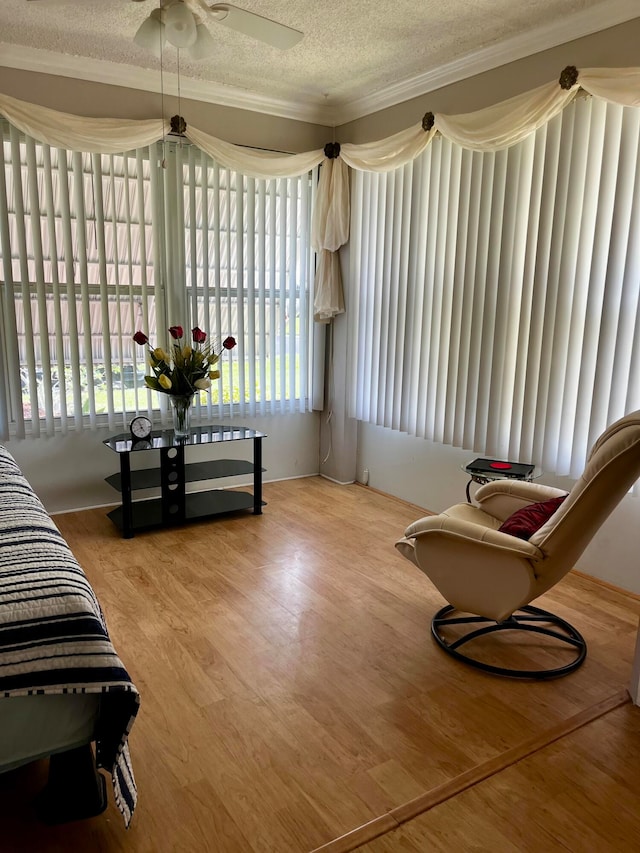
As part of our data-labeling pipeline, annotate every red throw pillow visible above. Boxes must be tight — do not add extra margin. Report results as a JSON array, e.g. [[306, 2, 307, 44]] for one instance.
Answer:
[[498, 495, 567, 541]]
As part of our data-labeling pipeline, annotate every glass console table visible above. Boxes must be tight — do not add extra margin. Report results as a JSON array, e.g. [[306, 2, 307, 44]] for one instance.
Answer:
[[103, 424, 266, 538]]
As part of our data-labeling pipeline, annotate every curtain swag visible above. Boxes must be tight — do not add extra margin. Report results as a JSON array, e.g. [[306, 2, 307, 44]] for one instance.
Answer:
[[1, 66, 639, 323]]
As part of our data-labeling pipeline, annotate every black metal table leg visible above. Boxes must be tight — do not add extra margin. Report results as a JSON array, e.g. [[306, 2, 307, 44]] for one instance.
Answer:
[[161, 444, 186, 525], [253, 436, 262, 514], [120, 451, 133, 538]]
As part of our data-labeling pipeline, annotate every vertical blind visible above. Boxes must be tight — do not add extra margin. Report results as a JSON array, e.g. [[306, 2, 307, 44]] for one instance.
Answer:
[[0, 123, 317, 439], [348, 96, 640, 479]]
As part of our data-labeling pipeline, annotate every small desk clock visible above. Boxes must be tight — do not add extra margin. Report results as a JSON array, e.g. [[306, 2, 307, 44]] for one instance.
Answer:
[[129, 416, 152, 441]]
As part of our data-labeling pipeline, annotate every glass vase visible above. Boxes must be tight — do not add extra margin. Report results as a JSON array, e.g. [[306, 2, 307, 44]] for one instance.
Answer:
[[169, 394, 194, 438]]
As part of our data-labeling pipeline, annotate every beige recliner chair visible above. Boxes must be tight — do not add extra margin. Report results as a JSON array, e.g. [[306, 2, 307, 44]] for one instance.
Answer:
[[396, 410, 640, 679]]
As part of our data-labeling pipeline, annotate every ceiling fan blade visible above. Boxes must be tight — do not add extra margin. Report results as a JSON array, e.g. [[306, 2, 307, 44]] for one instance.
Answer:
[[208, 4, 302, 50]]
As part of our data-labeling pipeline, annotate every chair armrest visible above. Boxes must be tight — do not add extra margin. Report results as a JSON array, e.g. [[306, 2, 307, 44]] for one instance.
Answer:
[[474, 480, 569, 522], [397, 516, 542, 622], [401, 513, 544, 560]]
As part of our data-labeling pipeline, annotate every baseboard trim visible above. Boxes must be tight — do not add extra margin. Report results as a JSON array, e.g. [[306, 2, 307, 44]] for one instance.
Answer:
[[310, 688, 630, 853], [570, 568, 640, 602], [319, 473, 356, 486], [353, 482, 433, 516], [49, 472, 321, 517]]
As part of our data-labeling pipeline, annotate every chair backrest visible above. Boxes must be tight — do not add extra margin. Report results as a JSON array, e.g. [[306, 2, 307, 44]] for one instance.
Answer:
[[528, 410, 640, 595]]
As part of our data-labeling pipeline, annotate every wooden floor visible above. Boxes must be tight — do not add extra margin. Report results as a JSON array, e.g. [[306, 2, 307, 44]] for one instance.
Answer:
[[1, 476, 640, 852]]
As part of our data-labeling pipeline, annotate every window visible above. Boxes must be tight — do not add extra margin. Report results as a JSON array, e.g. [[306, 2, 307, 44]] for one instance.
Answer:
[[0, 121, 317, 439], [348, 96, 640, 479]]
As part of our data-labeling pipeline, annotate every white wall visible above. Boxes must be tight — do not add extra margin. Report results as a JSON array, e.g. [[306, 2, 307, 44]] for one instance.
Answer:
[[5, 412, 320, 515], [357, 421, 640, 595]]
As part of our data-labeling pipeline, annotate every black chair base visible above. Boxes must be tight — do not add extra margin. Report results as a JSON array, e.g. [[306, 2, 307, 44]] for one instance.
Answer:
[[431, 604, 587, 680]]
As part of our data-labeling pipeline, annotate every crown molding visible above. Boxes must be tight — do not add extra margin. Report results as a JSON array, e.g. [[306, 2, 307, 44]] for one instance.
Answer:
[[0, 43, 334, 126], [1, 0, 638, 129], [331, 0, 640, 125]]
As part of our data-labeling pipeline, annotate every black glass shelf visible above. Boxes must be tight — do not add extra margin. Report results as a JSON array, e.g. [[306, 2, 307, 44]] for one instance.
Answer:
[[105, 459, 264, 492], [103, 424, 266, 454], [107, 490, 265, 534]]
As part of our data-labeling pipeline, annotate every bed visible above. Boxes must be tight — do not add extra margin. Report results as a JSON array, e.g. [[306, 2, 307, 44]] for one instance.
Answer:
[[0, 444, 140, 827]]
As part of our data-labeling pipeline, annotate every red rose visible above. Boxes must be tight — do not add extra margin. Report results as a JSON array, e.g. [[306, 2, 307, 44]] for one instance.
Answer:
[[192, 327, 207, 344], [133, 331, 148, 345], [223, 336, 236, 350], [169, 325, 184, 339]]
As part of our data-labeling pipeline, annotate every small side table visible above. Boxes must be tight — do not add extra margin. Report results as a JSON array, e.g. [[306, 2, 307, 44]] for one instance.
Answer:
[[462, 458, 540, 503]]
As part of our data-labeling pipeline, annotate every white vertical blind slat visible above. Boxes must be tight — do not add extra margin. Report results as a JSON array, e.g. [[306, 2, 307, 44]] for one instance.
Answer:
[[268, 183, 277, 410], [390, 165, 411, 432], [277, 178, 287, 409], [420, 139, 442, 440], [374, 170, 392, 427], [92, 153, 114, 429], [509, 130, 547, 461], [236, 173, 246, 417], [401, 154, 427, 437], [257, 180, 267, 416], [577, 104, 624, 459], [362, 171, 377, 424], [212, 160, 224, 420], [299, 171, 310, 413], [0, 126, 23, 437], [604, 107, 640, 420], [10, 127, 40, 435], [559, 100, 605, 470], [346, 169, 363, 421], [246, 176, 256, 418], [224, 168, 235, 414], [57, 150, 83, 431], [445, 146, 470, 448], [460, 152, 485, 450], [186, 148, 201, 418], [620, 111, 640, 419], [466, 153, 494, 451], [436, 140, 460, 445], [370, 171, 385, 425], [25, 136, 55, 435], [349, 96, 640, 483], [72, 151, 96, 426]]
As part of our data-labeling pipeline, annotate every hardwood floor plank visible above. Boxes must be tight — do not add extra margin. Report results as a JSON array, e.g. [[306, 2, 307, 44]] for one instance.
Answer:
[[0, 477, 637, 852], [357, 704, 640, 853]]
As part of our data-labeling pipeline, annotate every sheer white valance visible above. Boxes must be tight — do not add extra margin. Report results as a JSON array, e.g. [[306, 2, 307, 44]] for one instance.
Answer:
[[185, 125, 324, 178], [341, 124, 437, 172], [0, 92, 170, 154], [1, 65, 639, 325]]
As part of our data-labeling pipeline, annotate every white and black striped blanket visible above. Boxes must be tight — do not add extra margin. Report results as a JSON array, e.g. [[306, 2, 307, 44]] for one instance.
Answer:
[[0, 445, 139, 827]]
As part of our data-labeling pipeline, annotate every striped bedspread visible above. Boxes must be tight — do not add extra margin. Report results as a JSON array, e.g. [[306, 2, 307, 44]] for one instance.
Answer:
[[0, 445, 140, 827]]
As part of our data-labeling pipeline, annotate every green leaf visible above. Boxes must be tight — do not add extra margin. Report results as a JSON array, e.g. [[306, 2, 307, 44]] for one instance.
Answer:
[[144, 375, 161, 391]]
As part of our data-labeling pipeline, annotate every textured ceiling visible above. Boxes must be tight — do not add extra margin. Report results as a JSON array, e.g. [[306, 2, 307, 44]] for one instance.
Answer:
[[0, 0, 637, 124]]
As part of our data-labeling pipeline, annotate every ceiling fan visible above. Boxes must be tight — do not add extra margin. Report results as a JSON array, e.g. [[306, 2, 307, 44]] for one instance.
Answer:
[[26, 0, 304, 57]]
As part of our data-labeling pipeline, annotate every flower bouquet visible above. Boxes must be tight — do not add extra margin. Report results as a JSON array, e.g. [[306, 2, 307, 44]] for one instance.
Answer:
[[133, 325, 236, 436]]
